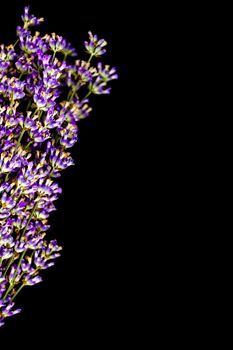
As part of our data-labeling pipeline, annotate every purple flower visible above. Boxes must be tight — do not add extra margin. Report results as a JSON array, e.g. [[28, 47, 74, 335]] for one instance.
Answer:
[[21, 6, 44, 29], [84, 31, 107, 57], [46, 33, 77, 57], [0, 6, 117, 327], [97, 63, 118, 81], [24, 275, 42, 286]]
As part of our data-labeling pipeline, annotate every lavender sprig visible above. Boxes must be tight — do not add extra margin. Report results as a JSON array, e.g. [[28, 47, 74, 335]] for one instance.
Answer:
[[0, 6, 117, 327]]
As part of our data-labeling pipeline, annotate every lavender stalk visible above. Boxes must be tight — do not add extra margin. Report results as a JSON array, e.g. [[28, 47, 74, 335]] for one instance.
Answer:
[[0, 6, 117, 327]]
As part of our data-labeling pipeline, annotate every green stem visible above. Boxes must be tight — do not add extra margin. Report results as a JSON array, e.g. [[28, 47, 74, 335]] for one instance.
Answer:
[[15, 251, 26, 275], [12, 284, 25, 301], [5, 173, 9, 182], [67, 89, 72, 100], [38, 110, 43, 120], [63, 53, 68, 62], [26, 99, 32, 111], [52, 50, 57, 62], [31, 108, 39, 118], [17, 129, 25, 147], [3, 249, 27, 300], [19, 202, 37, 240], [88, 54, 93, 63], [83, 90, 92, 100], [13, 39, 19, 48], [3, 255, 15, 277], [25, 140, 33, 151], [69, 89, 76, 101], [19, 72, 24, 80], [69, 82, 80, 102], [3, 283, 13, 300]]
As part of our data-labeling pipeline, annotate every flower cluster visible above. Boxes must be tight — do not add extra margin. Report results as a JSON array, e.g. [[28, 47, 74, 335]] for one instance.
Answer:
[[0, 6, 117, 327]]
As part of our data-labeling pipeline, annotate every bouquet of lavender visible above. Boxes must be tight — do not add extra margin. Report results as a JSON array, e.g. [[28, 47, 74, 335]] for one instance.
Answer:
[[0, 6, 117, 327]]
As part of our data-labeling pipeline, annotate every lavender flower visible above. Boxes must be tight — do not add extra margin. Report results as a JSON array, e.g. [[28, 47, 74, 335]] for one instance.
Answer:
[[84, 31, 107, 58], [21, 6, 44, 29], [0, 6, 117, 327]]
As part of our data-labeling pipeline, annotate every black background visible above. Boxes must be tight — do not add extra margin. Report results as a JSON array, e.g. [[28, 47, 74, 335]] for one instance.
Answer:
[[0, 0, 136, 345]]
